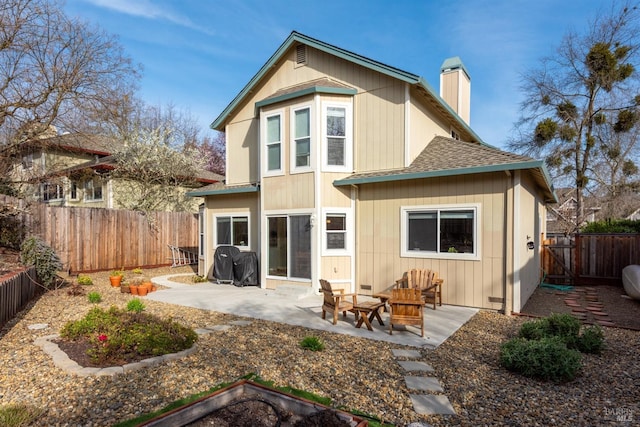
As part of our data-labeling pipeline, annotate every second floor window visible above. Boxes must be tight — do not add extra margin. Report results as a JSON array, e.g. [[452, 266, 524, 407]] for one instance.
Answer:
[[84, 178, 103, 201], [266, 114, 282, 172], [294, 107, 310, 168], [326, 106, 346, 166]]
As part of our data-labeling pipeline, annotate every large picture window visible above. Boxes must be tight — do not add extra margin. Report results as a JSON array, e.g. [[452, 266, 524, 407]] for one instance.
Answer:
[[216, 215, 249, 248], [268, 215, 311, 280], [401, 205, 480, 260]]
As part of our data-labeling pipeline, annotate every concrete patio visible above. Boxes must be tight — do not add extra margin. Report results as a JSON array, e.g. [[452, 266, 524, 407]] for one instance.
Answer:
[[147, 274, 478, 348]]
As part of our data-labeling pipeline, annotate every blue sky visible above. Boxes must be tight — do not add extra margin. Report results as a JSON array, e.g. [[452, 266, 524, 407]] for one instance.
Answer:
[[63, 0, 608, 149]]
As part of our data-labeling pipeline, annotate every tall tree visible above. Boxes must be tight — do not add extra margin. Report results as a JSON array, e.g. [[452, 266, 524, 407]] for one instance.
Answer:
[[510, 2, 640, 229], [0, 0, 139, 143]]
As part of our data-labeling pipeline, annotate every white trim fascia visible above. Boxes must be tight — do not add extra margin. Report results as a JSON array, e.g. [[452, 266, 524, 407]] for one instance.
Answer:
[[350, 186, 356, 293], [313, 93, 322, 294], [404, 83, 411, 167], [513, 171, 522, 312]]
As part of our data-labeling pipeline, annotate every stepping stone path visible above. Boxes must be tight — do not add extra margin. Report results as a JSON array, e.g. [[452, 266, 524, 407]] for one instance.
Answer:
[[392, 349, 456, 419], [562, 287, 615, 327]]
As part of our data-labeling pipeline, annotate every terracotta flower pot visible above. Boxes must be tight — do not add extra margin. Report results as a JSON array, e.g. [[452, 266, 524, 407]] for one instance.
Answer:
[[109, 276, 122, 287], [130, 285, 139, 295], [142, 281, 153, 292], [137, 286, 148, 296]]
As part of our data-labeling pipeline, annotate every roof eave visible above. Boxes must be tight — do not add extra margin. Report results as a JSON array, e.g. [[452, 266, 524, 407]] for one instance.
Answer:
[[187, 185, 260, 197], [334, 160, 557, 203]]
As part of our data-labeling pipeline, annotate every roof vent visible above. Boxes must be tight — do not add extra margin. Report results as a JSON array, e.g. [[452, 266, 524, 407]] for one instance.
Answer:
[[296, 44, 307, 65]]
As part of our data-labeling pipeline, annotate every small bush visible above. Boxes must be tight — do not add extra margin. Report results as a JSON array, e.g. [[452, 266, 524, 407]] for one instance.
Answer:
[[0, 403, 45, 427], [20, 236, 63, 289], [518, 313, 580, 348], [577, 325, 605, 354], [300, 336, 325, 351], [77, 275, 93, 286], [110, 270, 124, 277], [580, 219, 640, 233], [500, 336, 582, 382], [127, 298, 145, 313], [87, 291, 102, 304], [191, 275, 208, 283], [132, 268, 143, 274]]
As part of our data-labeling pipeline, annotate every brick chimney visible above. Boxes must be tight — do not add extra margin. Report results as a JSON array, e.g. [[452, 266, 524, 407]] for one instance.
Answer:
[[439, 57, 471, 125]]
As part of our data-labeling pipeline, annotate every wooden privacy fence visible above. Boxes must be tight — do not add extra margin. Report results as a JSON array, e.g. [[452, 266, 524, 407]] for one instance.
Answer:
[[1, 195, 198, 273], [0, 267, 41, 328], [543, 233, 640, 286]]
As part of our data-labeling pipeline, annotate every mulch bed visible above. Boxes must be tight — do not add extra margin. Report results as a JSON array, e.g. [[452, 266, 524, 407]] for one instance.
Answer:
[[520, 283, 640, 330]]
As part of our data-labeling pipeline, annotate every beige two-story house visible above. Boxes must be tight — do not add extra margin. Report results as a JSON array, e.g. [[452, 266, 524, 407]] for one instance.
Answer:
[[190, 32, 556, 313]]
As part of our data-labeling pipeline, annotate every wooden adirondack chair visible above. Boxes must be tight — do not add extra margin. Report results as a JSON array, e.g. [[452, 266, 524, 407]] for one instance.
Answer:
[[320, 279, 357, 325], [395, 268, 444, 310], [388, 288, 425, 337]]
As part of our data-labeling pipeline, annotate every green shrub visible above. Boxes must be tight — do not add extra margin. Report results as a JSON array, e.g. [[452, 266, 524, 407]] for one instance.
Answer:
[[132, 268, 143, 274], [20, 236, 63, 289], [300, 336, 325, 351], [500, 336, 582, 382], [87, 291, 102, 304], [191, 275, 208, 283], [77, 275, 93, 286], [0, 403, 45, 427], [60, 306, 197, 365], [577, 325, 605, 354], [126, 298, 146, 313], [580, 219, 640, 233]]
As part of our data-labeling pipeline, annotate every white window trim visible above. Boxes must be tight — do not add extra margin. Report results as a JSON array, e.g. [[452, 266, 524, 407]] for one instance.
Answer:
[[262, 110, 284, 177], [321, 207, 352, 256], [264, 210, 313, 283], [69, 181, 79, 201], [214, 213, 251, 251], [321, 101, 353, 172], [41, 182, 64, 202], [83, 178, 103, 202], [400, 203, 481, 261], [290, 103, 313, 174]]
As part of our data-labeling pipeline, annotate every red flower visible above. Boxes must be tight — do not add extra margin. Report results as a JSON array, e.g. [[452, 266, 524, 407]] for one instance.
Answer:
[[98, 334, 108, 342]]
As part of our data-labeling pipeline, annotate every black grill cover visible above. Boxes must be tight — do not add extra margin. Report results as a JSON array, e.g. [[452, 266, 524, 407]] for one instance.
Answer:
[[213, 245, 240, 282], [233, 251, 259, 286]]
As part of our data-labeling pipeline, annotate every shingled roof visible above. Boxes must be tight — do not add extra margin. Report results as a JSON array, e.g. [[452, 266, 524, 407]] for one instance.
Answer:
[[335, 136, 557, 202]]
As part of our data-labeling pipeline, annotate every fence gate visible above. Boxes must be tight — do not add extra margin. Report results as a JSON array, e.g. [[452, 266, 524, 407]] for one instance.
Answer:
[[542, 236, 575, 285]]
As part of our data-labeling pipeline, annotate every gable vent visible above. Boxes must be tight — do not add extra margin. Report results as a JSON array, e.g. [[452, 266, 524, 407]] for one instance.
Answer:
[[296, 44, 307, 65]]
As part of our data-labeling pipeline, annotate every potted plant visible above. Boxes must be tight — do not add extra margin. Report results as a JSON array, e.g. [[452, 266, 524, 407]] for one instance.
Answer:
[[109, 270, 124, 287], [128, 277, 141, 295]]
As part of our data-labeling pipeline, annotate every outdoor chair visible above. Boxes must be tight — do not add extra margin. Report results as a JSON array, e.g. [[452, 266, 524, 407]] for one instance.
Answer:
[[388, 288, 425, 337], [395, 268, 444, 310], [320, 279, 357, 325]]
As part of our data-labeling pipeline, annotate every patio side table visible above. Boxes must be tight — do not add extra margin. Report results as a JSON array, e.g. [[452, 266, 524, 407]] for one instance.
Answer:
[[352, 301, 386, 331]]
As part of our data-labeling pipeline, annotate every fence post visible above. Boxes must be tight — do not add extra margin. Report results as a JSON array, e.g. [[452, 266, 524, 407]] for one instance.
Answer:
[[574, 233, 581, 286]]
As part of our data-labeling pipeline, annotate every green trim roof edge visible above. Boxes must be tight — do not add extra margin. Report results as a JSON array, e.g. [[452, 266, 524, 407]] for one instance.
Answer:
[[211, 31, 484, 144], [255, 86, 357, 110], [187, 185, 259, 197], [334, 160, 557, 203]]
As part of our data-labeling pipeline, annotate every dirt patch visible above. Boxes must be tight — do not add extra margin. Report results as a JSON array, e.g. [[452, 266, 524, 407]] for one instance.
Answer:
[[185, 397, 352, 427], [520, 284, 640, 330]]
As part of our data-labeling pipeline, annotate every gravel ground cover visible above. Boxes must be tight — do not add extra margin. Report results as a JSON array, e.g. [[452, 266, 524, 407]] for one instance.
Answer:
[[1, 266, 639, 426]]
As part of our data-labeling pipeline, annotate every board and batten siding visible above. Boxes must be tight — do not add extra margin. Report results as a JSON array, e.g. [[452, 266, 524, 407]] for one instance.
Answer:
[[203, 193, 259, 278], [222, 43, 422, 186], [263, 173, 315, 210], [356, 173, 508, 310], [408, 91, 453, 163]]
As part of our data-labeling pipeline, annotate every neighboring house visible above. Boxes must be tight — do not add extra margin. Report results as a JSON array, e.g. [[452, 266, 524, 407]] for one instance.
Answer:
[[7, 132, 221, 212], [189, 32, 556, 314], [546, 187, 600, 235]]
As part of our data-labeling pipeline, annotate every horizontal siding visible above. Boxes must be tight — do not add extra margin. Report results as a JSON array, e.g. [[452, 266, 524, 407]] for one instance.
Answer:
[[356, 173, 507, 309]]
